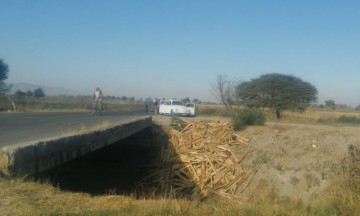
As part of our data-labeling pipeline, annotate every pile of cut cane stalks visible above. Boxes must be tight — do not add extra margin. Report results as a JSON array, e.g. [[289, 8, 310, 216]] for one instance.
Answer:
[[147, 119, 256, 199]]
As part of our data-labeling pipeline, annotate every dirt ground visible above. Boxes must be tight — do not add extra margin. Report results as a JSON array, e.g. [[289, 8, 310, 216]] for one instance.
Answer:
[[152, 115, 360, 203]]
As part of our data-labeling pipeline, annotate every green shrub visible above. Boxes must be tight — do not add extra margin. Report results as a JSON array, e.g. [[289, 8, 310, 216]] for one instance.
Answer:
[[336, 115, 360, 124], [232, 109, 266, 130]]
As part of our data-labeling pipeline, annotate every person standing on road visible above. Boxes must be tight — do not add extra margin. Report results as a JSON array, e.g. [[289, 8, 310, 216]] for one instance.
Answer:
[[93, 87, 103, 111], [153, 98, 158, 114]]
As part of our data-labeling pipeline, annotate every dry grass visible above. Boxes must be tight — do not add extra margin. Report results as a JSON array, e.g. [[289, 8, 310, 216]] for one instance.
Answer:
[[280, 108, 360, 123], [7, 96, 143, 113], [0, 171, 352, 215], [327, 144, 360, 215], [0, 178, 343, 216], [0, 149, 10, 176], [197, 104, 360, 124]]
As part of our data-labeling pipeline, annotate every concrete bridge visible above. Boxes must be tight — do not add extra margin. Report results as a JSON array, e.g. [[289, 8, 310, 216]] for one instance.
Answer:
[[0, 112, 152, 177]]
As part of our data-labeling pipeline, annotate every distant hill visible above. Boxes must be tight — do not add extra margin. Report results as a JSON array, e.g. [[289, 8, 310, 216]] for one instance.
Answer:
[[9, 83, 84, 96]]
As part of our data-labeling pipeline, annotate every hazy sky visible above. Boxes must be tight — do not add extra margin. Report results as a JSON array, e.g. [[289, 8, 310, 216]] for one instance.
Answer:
[[1, 0, 359, 105]]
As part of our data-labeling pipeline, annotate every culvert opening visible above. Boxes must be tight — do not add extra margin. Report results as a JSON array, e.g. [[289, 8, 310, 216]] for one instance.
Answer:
[[35, 125, 168, 197]]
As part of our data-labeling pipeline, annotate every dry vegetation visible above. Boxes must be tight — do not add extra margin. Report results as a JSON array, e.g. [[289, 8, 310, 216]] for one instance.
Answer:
[[1, 101, 360, 215], [0, 96, 143, 112], [197, 103, 360, 124], [143, 119, 255, 200]]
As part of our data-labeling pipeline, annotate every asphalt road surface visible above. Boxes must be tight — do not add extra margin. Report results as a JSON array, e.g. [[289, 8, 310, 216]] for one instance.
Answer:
[[0, 111, 149, 147]]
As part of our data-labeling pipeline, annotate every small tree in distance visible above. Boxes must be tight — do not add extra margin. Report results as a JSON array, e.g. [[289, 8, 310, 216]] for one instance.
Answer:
[[325, 100, 336, 110], [0, 59, 9, 92], [33, 88, 45, 98], [236, 73, 318, 119], [26, 90, 33, 97], [15, 90, 26, 97]]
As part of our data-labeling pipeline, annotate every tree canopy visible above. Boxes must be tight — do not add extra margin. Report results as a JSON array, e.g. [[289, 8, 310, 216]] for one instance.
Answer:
[[34, 88, 45, 98], [325, 99, 336, 109], [0, 59, 9, 92], [236, 73, 318, 119]]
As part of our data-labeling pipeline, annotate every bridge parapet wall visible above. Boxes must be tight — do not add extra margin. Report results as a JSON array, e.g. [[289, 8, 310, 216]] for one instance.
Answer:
[[0, 116, 152, 177]]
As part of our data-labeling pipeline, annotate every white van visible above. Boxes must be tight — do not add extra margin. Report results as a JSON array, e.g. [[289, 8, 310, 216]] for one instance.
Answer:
[[159, 100, 196, 116]]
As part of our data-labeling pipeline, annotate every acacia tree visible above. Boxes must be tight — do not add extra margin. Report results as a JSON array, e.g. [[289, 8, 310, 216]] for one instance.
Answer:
[[325, 99, 336, 109], [0, 59, 9, 92], [26, 90, 33, 97], [33, 88, 45, 98], [15, 90, 26, 97], [236, 73, 318, 119]]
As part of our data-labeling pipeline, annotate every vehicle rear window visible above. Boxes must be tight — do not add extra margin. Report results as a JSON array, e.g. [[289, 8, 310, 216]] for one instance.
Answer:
[[172, 101, 183, 105]]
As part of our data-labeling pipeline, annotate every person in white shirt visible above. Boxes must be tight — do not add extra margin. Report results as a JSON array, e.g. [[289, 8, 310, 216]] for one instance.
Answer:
[[93, 87, 103, 111]]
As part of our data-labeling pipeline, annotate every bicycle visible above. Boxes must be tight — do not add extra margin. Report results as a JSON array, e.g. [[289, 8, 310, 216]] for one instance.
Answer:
[[92, 100, 103, 115]]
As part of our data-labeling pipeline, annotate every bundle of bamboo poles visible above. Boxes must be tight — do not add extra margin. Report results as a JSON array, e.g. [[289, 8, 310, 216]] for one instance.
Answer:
[[148, 119, 256, 199]]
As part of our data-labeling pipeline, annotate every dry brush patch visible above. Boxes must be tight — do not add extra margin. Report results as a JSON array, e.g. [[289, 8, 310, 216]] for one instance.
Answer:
[[328, 144, 360, 215], [0, 149, 10, 176], [197, 103, 360, 125]]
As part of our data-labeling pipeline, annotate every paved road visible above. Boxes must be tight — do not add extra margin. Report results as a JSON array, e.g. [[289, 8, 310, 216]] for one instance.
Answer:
[[0, 111, 149, 147]]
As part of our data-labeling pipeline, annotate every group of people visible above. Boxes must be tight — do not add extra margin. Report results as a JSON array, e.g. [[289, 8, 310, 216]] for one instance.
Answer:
[[144, 97, 160, 114], [92, 88, 168, 115], [92, 88, 161, 115]]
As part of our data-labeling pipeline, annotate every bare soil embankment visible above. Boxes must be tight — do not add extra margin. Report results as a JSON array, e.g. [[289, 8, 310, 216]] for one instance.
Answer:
[[239, 122, 360, 202], [153, 115, 360, 202]]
